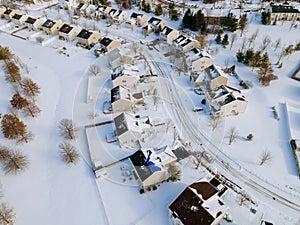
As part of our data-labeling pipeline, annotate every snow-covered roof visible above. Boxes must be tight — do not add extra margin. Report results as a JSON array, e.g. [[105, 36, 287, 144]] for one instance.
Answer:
[[205, 64, 227, 80], [185, 48, 213, 63], [161, 26, 174, 36], [111, 85, 131, 103], [148, 17, 161, 25], [173, 34, 193, 47], [112, 64, 140, 80]]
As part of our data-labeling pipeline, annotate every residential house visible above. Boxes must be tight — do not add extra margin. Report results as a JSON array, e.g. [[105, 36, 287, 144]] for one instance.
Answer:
[[42, 19, 63, 35], [126, 12, 148, 29], [107, 9, 128, 25], [206, 85, 248, 117], [169, 179, 227, 225], [0, 8, 5, 18], [113, 112, 150, 149], [76, 29, 101, 48], [107, 46, 135, 69], [58, 24, 81, 41], [111, 65, 140, 88], [160, 26, 180, 44], [74, 2, 89, 16], [173, 35, 200, 53], [99, 37, 121, 53], [111, 85, 132, 113], [11, 14, 28, 26], [25, 17, 46, 31], [129, 147, 177, 188], [85, 4, 96, 17], [205, 65, 228, 90], [265, 3, 300, 22], [185, 48, 214, 75], [94, 5, 111, 20], [58, 0, 77, 10], [3, 9, 19, 20], [143, 17, 166, 34]]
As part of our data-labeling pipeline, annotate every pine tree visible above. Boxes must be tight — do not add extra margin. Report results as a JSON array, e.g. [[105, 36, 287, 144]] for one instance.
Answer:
[[249, 51, 262, 70], [261, 12, 271, 25], [215, 33, 222, 44], [182, 9, 192, 29], [222, 34, 229, 47], [10, 93, 29, 110], [221, 13, 238, 32], [0, 46, 13, 61], [0, 202, 16, 224], [258, 57, 277, 86], [21, 78, 40, 100], [154, 4, 162, 16], [244, 48, 254, 65], [1, 114, 27, 141], [236, 49, 245, 63], [239, 14, 247, 37]]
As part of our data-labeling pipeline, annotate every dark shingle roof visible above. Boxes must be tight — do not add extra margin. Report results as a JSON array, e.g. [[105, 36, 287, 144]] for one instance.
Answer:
[[100, 37, 113, 47], [4, 9, 12, 15], [77, 29, 92, 39], [111, 85, 120, 103], [129, 150, 153, 181], [271, 4, 300, 13], [59, 24, 73, 34], [42, 19, 55, 28], [12, 13, 22, 20], [25, 17, 36, 24], [161, 26, 173, 35]]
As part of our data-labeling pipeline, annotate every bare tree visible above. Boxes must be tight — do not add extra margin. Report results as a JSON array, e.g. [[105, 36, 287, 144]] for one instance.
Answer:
[[4, 61, 22, 86], [226, 127, 238, 145], [1, 114, 28, 141], [167, 164, 181, 182], [58, 142, 80, 165], [0, 146, 10, 162], [259, 150, 272, 166], [273, 38, 281, 52], [2, 150, 29, 174], [230, 33, 237, 50], [260, 35, 271, 52], [21, 78, 40, 100], [0, 202, 16, 225], [88, 111, 99, 120], [23, 102, 41, 118], [58, 119, 78, 140], [88, 65, 101, 76], [241, 37, 247, 51], [16, 131, 34, 145], [208, 116, 221, 131], [36, 37, 44, 44], [237, 190, 251, 206]]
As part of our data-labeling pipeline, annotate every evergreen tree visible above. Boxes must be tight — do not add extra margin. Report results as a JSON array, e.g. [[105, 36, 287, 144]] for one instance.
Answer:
[[0, 46, 13, 61], [261, 12, 271, 25], [249, 51, 262, 70], [236, 50, 245, 63], [1, 114, 27, 141], [239, 14, 247, 37], [244, 48, 254, 65], [258, 57, 277, 86], [154, 4, 163, 16], [215, 33, 222, 44], [221, 13, 238, 32], [182, 9, 193, 29], [222, 34, 229, 47], [192, 10, 205, 31]]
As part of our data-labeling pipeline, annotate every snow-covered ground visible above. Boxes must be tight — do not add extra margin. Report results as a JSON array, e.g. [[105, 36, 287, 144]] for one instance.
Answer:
[[0, 0, 300, 224]]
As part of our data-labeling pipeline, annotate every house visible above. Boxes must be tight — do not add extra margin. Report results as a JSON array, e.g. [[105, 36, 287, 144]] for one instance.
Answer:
[[107, 9, 128, 25], [76, 29, 101, 48], [41, 19, 63, 35], [25, 17, 46, 31], [185, 48, 214, 75], [111, 65, 140, 88], [129, 147, 177, 188], [74, 2, 89, 16], [113, 112, 150, 149], [206, 85, 248, 117], [169, 179, 227, 225], [0, 8, 6, 18], [95, 5, 112, 19], [111, 85, 132, 113], [3, 9, 19, 20], [205, 65, 228, 90], [107, 46, 135, 69], [160, 26, 180, 44], [85, 4, 96, 17], [143, 17, 166, 34], [265, 3, 300, 22], [99, 37, 121, 53], [126, 12, 148, 29], [173, 35, 200, 53], [58, 24, 81, 41], [11, 14, 28, 26], [58, 0, 77, 10]]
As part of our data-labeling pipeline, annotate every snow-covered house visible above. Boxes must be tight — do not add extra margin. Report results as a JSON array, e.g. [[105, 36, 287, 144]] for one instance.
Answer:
[[58, 24, 81, 41], [0, 7, 5, 18], [126, 12, 148, 29], [265, 3, 300, 22], [58, 0, 77, 10], [111, 65, 140, 88], [143, 17, 166, 34], [185, 48, 214, 75], [111, 85, 132, 113], [74, 2, 89, 16], [107, 9, 128, 25], [107, 46, 135, 69], [11, 13, 28, 26], [173, 35, 200, 53], [76, 29, 101, 48], [3, 9, 19, 20], [99, 37, 121, 53], [25, 17, 46, 31], [113, 112, 150, 149], [84, 4, 97, 17], [41, 19, 63, 35], [95, 5, 111, 19], [160, 26, 180, 44], [206, 85, 248, 117], [196, 64, 228, 89], [169, 180, 227, 225], [129, 147, 177, 188]]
